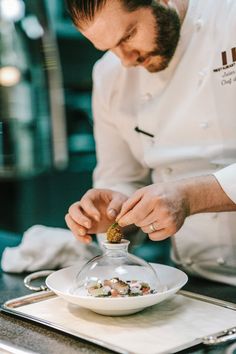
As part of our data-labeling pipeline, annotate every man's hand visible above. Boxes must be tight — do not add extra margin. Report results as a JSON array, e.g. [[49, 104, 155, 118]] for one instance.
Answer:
[[116, 175, 236, 241], [116, 182, 189, 241], [65, 189, 128, 243]]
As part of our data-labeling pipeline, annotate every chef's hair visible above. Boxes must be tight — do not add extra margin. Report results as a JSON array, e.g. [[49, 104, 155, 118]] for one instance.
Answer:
[[65, 0, 153, 28]]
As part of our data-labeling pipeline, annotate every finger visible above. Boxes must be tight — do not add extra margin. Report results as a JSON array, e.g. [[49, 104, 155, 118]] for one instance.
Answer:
[[68, 202, 92, 229], [118, 198, 152, 226], [135, 210, 158, 227], [148, 228, 173, 241], [65, 214, 92, 243], [116, 193, 142, 220], [141, 221, 163, 234], [107, 193, 126, 219], [80, 196, 101, 222]]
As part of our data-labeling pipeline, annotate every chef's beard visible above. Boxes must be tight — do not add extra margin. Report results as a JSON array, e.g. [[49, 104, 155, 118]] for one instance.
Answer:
[[137, 3, 181, 72]]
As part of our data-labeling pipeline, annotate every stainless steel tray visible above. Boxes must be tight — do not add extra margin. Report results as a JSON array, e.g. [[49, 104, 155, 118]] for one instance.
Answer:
[[1, 290, 236, 354]]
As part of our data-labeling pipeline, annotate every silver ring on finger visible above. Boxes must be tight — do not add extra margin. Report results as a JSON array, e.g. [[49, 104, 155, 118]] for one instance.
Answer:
[[149, 223, 157, 233]]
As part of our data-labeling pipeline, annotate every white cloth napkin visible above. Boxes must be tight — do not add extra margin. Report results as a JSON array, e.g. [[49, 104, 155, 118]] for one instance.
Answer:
[[1, 225, 101, 273]]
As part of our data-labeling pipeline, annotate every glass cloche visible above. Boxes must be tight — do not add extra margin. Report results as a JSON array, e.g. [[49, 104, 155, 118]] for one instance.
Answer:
[[71, 239, 163, 298]]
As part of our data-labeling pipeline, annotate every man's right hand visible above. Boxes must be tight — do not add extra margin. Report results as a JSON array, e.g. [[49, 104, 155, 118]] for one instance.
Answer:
[[65, 188, 128, 243]]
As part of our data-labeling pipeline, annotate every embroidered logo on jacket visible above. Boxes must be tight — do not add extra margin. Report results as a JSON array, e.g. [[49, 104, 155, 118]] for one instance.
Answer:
[[213, 47, 236, 73], [213, 47, 236, 86]]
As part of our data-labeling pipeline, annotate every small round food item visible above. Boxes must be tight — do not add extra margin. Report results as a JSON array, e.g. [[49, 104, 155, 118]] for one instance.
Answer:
[[106, 222, 123, 243]]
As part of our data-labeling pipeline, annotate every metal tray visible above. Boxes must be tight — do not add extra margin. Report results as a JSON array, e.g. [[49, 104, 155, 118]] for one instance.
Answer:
[[1, 290, 236, 354]]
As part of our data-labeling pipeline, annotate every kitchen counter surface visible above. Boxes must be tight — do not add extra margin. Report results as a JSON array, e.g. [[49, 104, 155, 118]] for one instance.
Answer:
[[0, 269, 235, 354], [0, 231, 235, 354]]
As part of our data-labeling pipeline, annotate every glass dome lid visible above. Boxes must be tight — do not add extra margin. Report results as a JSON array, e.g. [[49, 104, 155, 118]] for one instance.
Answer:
[[71, 239, 163, 298]]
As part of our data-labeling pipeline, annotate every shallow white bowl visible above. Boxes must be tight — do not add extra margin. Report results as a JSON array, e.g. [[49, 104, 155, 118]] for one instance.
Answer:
[[46, 263, 188, 316]]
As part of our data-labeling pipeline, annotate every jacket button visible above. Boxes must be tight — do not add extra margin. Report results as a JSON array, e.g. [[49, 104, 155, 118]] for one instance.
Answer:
[[198, 68, 208, 78], [142, 92, 152, 101], [184, 258, 193, 266], [200, 121, 209, 129], [217, 257, 225, 265], [198, 68, 208, 86], [165, 167, 173, 174], [195, 18, 203, 31]]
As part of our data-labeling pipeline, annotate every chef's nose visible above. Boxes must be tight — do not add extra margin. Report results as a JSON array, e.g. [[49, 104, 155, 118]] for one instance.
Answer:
[[112, 47, 140, 67]]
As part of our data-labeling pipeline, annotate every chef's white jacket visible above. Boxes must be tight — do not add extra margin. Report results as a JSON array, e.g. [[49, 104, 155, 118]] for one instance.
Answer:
[[92, 0, 236, 285]]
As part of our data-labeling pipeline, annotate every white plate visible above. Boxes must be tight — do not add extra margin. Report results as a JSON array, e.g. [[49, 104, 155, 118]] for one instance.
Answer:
[[46, 264, 188, 316]]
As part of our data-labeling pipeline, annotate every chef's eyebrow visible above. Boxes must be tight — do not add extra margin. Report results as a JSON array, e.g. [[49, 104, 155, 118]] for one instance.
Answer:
[[96, 23, 136, 51], [114, 23, 136, 47]]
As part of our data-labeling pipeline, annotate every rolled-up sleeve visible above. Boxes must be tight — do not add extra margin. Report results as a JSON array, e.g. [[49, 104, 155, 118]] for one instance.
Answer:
[[213, 163, 236, 204]]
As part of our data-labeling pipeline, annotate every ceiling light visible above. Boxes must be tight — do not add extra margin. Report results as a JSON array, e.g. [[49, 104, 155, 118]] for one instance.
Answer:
[[0, 66, 21, 86], [0, 0, 25, 22]]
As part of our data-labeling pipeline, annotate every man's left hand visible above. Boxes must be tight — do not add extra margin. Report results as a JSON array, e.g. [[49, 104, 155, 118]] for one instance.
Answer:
[[116, 182, 189, 241]]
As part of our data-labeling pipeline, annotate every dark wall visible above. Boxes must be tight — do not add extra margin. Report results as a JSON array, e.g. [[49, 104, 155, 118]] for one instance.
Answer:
[[0, 0, 103, 233]]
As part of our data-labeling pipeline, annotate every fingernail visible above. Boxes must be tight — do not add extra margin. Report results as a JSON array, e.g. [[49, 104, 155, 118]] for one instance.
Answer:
[[78, 229, 86, 236], [118, 219, 125, 227], [85, 237, 91, 244], [108, 208, 117, 218], [116, 213, 121, 221]]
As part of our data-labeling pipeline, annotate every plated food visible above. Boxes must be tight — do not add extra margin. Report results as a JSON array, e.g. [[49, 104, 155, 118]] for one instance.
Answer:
[[87, 277, 156, 298], [78, 223, 157, 299], [46, 264, 188, 316]]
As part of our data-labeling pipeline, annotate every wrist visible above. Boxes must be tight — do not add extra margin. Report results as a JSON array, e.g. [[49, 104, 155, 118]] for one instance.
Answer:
[[181, 175, 215, 215]]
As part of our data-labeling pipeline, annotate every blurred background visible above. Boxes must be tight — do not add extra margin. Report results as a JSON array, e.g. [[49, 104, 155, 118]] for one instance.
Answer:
[[0, 0, 170, 264]]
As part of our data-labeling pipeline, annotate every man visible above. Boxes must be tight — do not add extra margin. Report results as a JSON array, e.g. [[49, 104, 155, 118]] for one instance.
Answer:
[[65, 0, 236, 285]]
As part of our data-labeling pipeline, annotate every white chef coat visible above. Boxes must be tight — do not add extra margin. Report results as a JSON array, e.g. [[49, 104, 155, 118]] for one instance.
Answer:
[[92, 0, 236, 285]]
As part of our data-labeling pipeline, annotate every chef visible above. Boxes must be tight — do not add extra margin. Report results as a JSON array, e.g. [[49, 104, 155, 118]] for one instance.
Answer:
[[65, 0, 236, 285]]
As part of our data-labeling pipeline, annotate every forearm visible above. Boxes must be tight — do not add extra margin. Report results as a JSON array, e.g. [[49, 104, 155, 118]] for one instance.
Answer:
[[182, 174, 236, 216]]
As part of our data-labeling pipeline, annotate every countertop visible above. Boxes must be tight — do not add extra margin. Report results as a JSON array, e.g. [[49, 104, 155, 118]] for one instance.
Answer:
[[0, 269, 235, 354], [0, 230, 235, 354]]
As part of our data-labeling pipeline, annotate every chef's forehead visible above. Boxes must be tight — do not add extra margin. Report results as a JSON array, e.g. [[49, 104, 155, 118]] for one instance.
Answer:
[[80, 2, 141, 51]]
